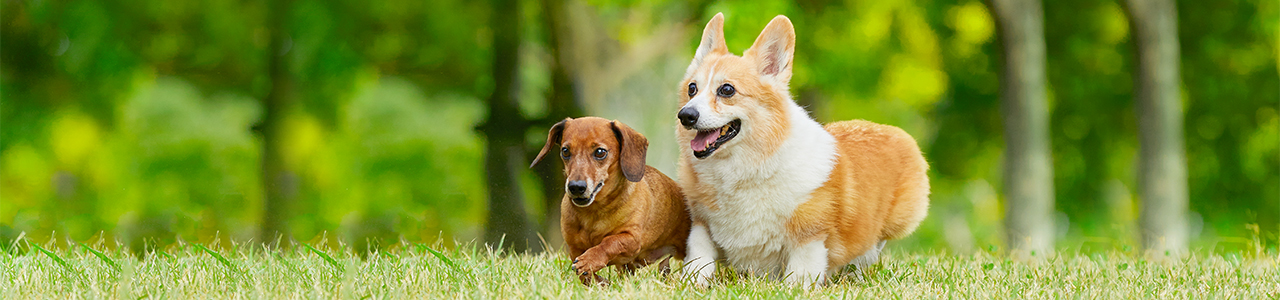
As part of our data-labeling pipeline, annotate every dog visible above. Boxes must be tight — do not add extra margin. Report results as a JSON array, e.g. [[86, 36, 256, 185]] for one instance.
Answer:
[[675, 13, 931, 287], [531, 117, 692, 286]]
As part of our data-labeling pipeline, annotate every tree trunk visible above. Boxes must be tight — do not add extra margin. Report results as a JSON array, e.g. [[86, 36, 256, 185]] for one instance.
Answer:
[[532, 0, 584, 250], [480, 0, 540, 253], [990, 0, 1055, 260], [1126, 0, 1188, 258], [259, 0, 295, 245]]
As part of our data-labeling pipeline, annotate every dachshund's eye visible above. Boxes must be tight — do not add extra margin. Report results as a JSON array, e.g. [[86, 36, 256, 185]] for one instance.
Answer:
[[560, 147, 570, 159], [717, 83, 736, 97], [687, 82, 697, 97], [593, 148, 607, 160]]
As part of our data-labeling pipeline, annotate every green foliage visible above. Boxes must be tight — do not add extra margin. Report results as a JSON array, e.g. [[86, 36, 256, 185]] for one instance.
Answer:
[[1, 0, 1276, 253], [1, 0, 492, 246], [1177, 0, 1280, 241]]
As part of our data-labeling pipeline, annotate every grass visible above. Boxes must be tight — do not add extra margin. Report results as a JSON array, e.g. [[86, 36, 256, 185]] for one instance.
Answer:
[[1, 239, 1278, 299]]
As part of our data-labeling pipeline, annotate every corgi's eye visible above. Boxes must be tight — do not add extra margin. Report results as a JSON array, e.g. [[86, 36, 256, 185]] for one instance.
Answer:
[[561, 147, 570, 159], [593, 148, 607, 160], [717, 83, 736, 97], [687, 82, 697, 97]]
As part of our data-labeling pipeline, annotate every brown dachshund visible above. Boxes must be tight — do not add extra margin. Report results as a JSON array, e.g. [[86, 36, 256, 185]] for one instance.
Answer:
[[531, 117, 691, 286]]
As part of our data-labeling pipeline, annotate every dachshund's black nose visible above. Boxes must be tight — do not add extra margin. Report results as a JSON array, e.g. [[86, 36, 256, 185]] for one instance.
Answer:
[[678, 107, 699, 128], [567, 180, 588, 196]]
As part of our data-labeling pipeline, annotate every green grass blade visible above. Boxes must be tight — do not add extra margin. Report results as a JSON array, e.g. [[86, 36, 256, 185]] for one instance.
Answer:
[[78, 241, 122, 273], [11, 242, 1280, 298], [273, 252, 309, 280], [30, 242, 82, 277], [302, 243, 344, 273], [379, 250, 398, 262], [417, 243, 461, 274], [193, 243, 241, 275]]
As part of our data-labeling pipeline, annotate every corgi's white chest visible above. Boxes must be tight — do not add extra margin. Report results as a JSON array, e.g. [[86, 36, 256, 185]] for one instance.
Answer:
[[688, 104, 839, 276], [692, 181, 798, 276]]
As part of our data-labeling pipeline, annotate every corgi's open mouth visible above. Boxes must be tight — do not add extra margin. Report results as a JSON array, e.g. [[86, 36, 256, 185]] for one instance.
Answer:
[[691, 119, 741, 159]]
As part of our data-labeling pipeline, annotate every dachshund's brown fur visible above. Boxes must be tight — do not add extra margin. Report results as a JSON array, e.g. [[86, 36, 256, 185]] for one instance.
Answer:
[[532, 117, 691, 286]]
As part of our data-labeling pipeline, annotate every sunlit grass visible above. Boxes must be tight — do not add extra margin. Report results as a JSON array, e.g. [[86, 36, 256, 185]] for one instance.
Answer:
[[2, 239, 1277, 299]]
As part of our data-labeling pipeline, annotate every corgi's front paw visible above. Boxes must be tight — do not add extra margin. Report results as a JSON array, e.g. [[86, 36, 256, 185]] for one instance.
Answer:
[[785, 239, 830, 289], [684, 224, 719, 287], [785, 271, 827, 289], [682, 258, 715, 287]]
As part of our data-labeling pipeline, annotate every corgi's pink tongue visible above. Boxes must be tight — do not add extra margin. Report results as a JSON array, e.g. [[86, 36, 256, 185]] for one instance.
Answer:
[[692, 130, 721, 152]]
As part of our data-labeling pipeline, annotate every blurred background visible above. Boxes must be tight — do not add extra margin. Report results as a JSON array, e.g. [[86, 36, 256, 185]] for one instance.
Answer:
[[1, 0, 1276, 255]]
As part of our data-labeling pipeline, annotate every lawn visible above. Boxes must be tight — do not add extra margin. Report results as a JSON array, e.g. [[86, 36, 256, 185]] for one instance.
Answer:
[[2, 239, 1277, 299]]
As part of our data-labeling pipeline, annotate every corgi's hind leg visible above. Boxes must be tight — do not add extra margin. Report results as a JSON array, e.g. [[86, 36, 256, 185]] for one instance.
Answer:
[[849, 240, 886, 272], [882, 163, 930, 240]]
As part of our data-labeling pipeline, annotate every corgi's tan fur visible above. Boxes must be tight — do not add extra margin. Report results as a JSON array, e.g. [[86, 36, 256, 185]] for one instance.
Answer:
[[676, 13, 930, 287]]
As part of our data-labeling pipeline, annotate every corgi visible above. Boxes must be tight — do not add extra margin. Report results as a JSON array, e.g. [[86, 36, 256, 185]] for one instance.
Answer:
[[675, 13, 931, 287]]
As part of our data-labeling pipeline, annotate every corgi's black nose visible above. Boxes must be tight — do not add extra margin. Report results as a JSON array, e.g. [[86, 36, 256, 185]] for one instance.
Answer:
[[567, 180, 588, 196], [678, 107, 699, 128]]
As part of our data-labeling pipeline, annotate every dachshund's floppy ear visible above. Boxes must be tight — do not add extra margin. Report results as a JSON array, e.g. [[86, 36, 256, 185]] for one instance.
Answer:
[[531, 118, 570, 168], [611, 120, 648, 182]]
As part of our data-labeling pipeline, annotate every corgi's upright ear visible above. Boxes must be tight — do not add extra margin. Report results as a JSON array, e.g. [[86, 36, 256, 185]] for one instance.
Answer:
[[688, 13, 729, 75], [745, 15, 796, 88]]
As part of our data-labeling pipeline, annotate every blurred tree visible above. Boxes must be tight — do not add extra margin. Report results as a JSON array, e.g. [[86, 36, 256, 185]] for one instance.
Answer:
[[530, 0, 584, 247], [1042, 0, 1139, 246], [1176, 0, 1278, 243], [925, 1, 1005, 253], [530, 0, 711, 248], [258, 0, 296, 244], [1126, 0, 1188, 257], [990, 0, 1055, 259], [481, 0, 540, 252]]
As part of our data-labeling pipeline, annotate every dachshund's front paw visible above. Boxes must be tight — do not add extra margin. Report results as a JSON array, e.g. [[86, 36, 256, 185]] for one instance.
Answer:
[[571, 251, 607, 276], [577, 272, 609, 286]]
